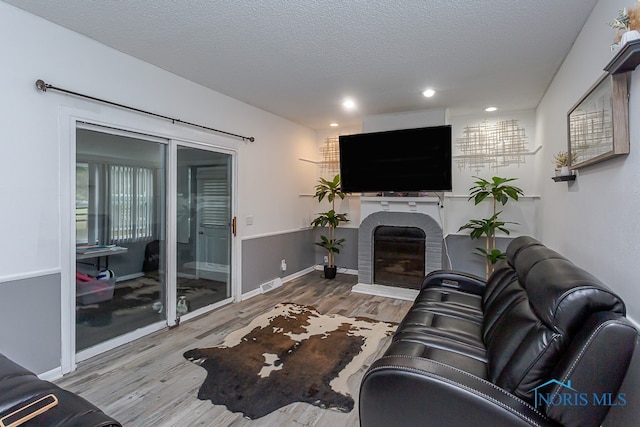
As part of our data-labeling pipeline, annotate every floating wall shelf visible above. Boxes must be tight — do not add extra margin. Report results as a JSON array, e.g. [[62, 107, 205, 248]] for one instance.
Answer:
[[605, 39, 640, 74], [552, 175, 576, 182]]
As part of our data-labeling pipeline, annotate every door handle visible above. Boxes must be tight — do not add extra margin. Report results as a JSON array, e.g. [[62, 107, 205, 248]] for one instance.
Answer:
[[232, 217, 237, 237]]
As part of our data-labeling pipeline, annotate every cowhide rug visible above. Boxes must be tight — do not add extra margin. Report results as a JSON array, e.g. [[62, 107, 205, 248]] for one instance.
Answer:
[[183, 302, 396, 419]]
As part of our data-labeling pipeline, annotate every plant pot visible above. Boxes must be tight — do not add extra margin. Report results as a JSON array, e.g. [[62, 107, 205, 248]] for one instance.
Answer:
[[621, 30, 640, 46], [560, 166, 570, 176], [323, 266, 337, 279]]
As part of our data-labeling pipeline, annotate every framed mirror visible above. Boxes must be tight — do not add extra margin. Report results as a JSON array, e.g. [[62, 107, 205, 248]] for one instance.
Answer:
[[567, 72, 629, 169]]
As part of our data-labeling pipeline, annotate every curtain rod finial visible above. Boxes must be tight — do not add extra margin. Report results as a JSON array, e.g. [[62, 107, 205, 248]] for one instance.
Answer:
[[35, 79, 48, 92]]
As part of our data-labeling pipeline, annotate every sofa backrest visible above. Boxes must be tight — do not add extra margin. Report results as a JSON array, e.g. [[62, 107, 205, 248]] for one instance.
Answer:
[[481, 237, 627, 404], [542, 311, 637, 427]]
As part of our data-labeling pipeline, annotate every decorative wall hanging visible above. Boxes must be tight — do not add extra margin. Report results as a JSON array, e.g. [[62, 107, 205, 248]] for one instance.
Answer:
[[320, 136, 340, 179], [567, 73, 629, 169], [454, 119, 532, 173]]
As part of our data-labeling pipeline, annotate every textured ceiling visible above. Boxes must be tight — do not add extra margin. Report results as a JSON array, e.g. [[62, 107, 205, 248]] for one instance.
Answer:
[[4, 0, 598, 130]]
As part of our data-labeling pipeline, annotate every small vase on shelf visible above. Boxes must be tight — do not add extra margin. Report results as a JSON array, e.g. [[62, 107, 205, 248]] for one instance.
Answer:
[[621, 30, 640, 46], [560, 166, 571, 176]]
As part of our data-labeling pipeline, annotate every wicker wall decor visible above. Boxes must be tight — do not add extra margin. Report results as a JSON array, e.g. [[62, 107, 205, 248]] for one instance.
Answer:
[[454, 119, 529, 173]]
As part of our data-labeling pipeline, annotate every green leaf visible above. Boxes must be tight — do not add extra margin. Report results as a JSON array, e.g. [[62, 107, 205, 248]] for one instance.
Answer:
[[313, 174, 347, 204], [473, 192, 490, 205], [475, 247, 507, 264], [315, 236, 345, 253]]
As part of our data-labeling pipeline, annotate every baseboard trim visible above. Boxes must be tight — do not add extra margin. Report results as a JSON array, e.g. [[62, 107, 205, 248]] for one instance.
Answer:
[[241, 288, 262, 301], [312, 265, 358, 275], [117, 272, 145, 282], [284, 266, 315, 281], [38, 366, 63, 382], [351, 283, 418, 301], [241, 266, 318, 301]]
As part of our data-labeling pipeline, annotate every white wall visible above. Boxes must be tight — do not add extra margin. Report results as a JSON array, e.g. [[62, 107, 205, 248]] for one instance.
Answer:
[[0, 2, 318, 371], [536, 0, 640, 323], [0, 2, 318, 278], [446, 110, 539, 238], [536, 5, 640, 424], [362, 108, 449, 133]]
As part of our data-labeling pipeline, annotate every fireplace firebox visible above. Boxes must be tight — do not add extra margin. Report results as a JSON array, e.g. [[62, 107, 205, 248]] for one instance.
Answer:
[[373, 226, 426, 289]]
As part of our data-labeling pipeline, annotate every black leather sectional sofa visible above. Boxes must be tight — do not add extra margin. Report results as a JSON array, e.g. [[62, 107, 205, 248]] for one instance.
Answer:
[[360, 236, 638, 427], [0, 353, 120, 427]]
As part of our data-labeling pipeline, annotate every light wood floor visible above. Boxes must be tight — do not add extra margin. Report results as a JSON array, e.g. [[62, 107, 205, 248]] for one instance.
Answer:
[[56, 272, 413, 426]]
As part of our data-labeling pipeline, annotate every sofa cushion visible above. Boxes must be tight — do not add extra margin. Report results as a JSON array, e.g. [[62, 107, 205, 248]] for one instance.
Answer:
[[525, 258, 626, 334], [483, 239, 627, 402], [416, 287, 483, 312], [485, 296, 565, 400], [505, 236, 544, 265], [395, 307, 484, 349], [482, 280, 527, 343], [384, 340, 487, 378], [480, 263, 518, 311], [511, 245, 566, 284]]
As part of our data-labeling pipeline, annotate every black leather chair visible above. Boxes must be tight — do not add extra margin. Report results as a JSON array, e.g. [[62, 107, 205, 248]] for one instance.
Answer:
[[360, 236, 637, 427], [0, 353, 120, 427]]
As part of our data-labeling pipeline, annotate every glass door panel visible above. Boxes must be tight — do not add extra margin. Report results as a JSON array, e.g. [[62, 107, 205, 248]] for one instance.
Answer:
[[75, 128, 166, 351], [176, 146, 232, 316]]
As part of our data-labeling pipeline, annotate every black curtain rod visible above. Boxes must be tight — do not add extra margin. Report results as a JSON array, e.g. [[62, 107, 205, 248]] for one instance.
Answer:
[[34, 79, 255, 143]]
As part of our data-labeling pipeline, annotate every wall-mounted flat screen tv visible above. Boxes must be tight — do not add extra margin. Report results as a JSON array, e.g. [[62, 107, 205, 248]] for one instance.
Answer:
[[339, 125, 452, 193]]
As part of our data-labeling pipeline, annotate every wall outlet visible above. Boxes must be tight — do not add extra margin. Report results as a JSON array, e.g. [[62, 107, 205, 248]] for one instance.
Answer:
[[281, 259, 287, 271], [323, 256, 328, 264]]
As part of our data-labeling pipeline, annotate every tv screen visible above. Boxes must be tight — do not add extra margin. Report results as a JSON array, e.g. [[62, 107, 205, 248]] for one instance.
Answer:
[[339, 125, 452, 193]]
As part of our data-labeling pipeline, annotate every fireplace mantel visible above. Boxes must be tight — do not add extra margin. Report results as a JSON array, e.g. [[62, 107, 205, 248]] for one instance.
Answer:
[[360, 196, 442, 226]]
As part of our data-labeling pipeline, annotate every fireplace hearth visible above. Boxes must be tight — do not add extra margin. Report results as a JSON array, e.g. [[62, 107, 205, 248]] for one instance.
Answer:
[[374, 226, 426, 289]]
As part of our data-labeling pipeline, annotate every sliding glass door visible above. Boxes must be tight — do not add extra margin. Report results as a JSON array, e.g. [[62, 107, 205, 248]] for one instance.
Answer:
[[75, 128, 166, 352], [175, 146, 232, 316], [74, 127, 234, 357]]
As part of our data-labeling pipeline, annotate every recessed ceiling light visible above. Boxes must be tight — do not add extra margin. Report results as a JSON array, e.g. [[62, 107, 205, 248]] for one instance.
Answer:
[[342, 98, 357, 111], [484, 106, 498, 112], [422, 88, 436, 98], [329, 122, 339, 127]]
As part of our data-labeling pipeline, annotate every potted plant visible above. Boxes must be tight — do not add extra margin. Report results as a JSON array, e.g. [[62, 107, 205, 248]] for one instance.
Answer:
[[310, 174, 349, 279], [458, 176, 523, 279], [553, 151, 576, 176], [609, 3, 640, 47]]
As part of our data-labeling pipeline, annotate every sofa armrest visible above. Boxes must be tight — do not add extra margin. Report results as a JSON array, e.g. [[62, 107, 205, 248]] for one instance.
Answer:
[[360, 355, 557, 427], [0, 394, 58, 427], [0, 354, 121, 427], [421, 270, 487, 295]]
